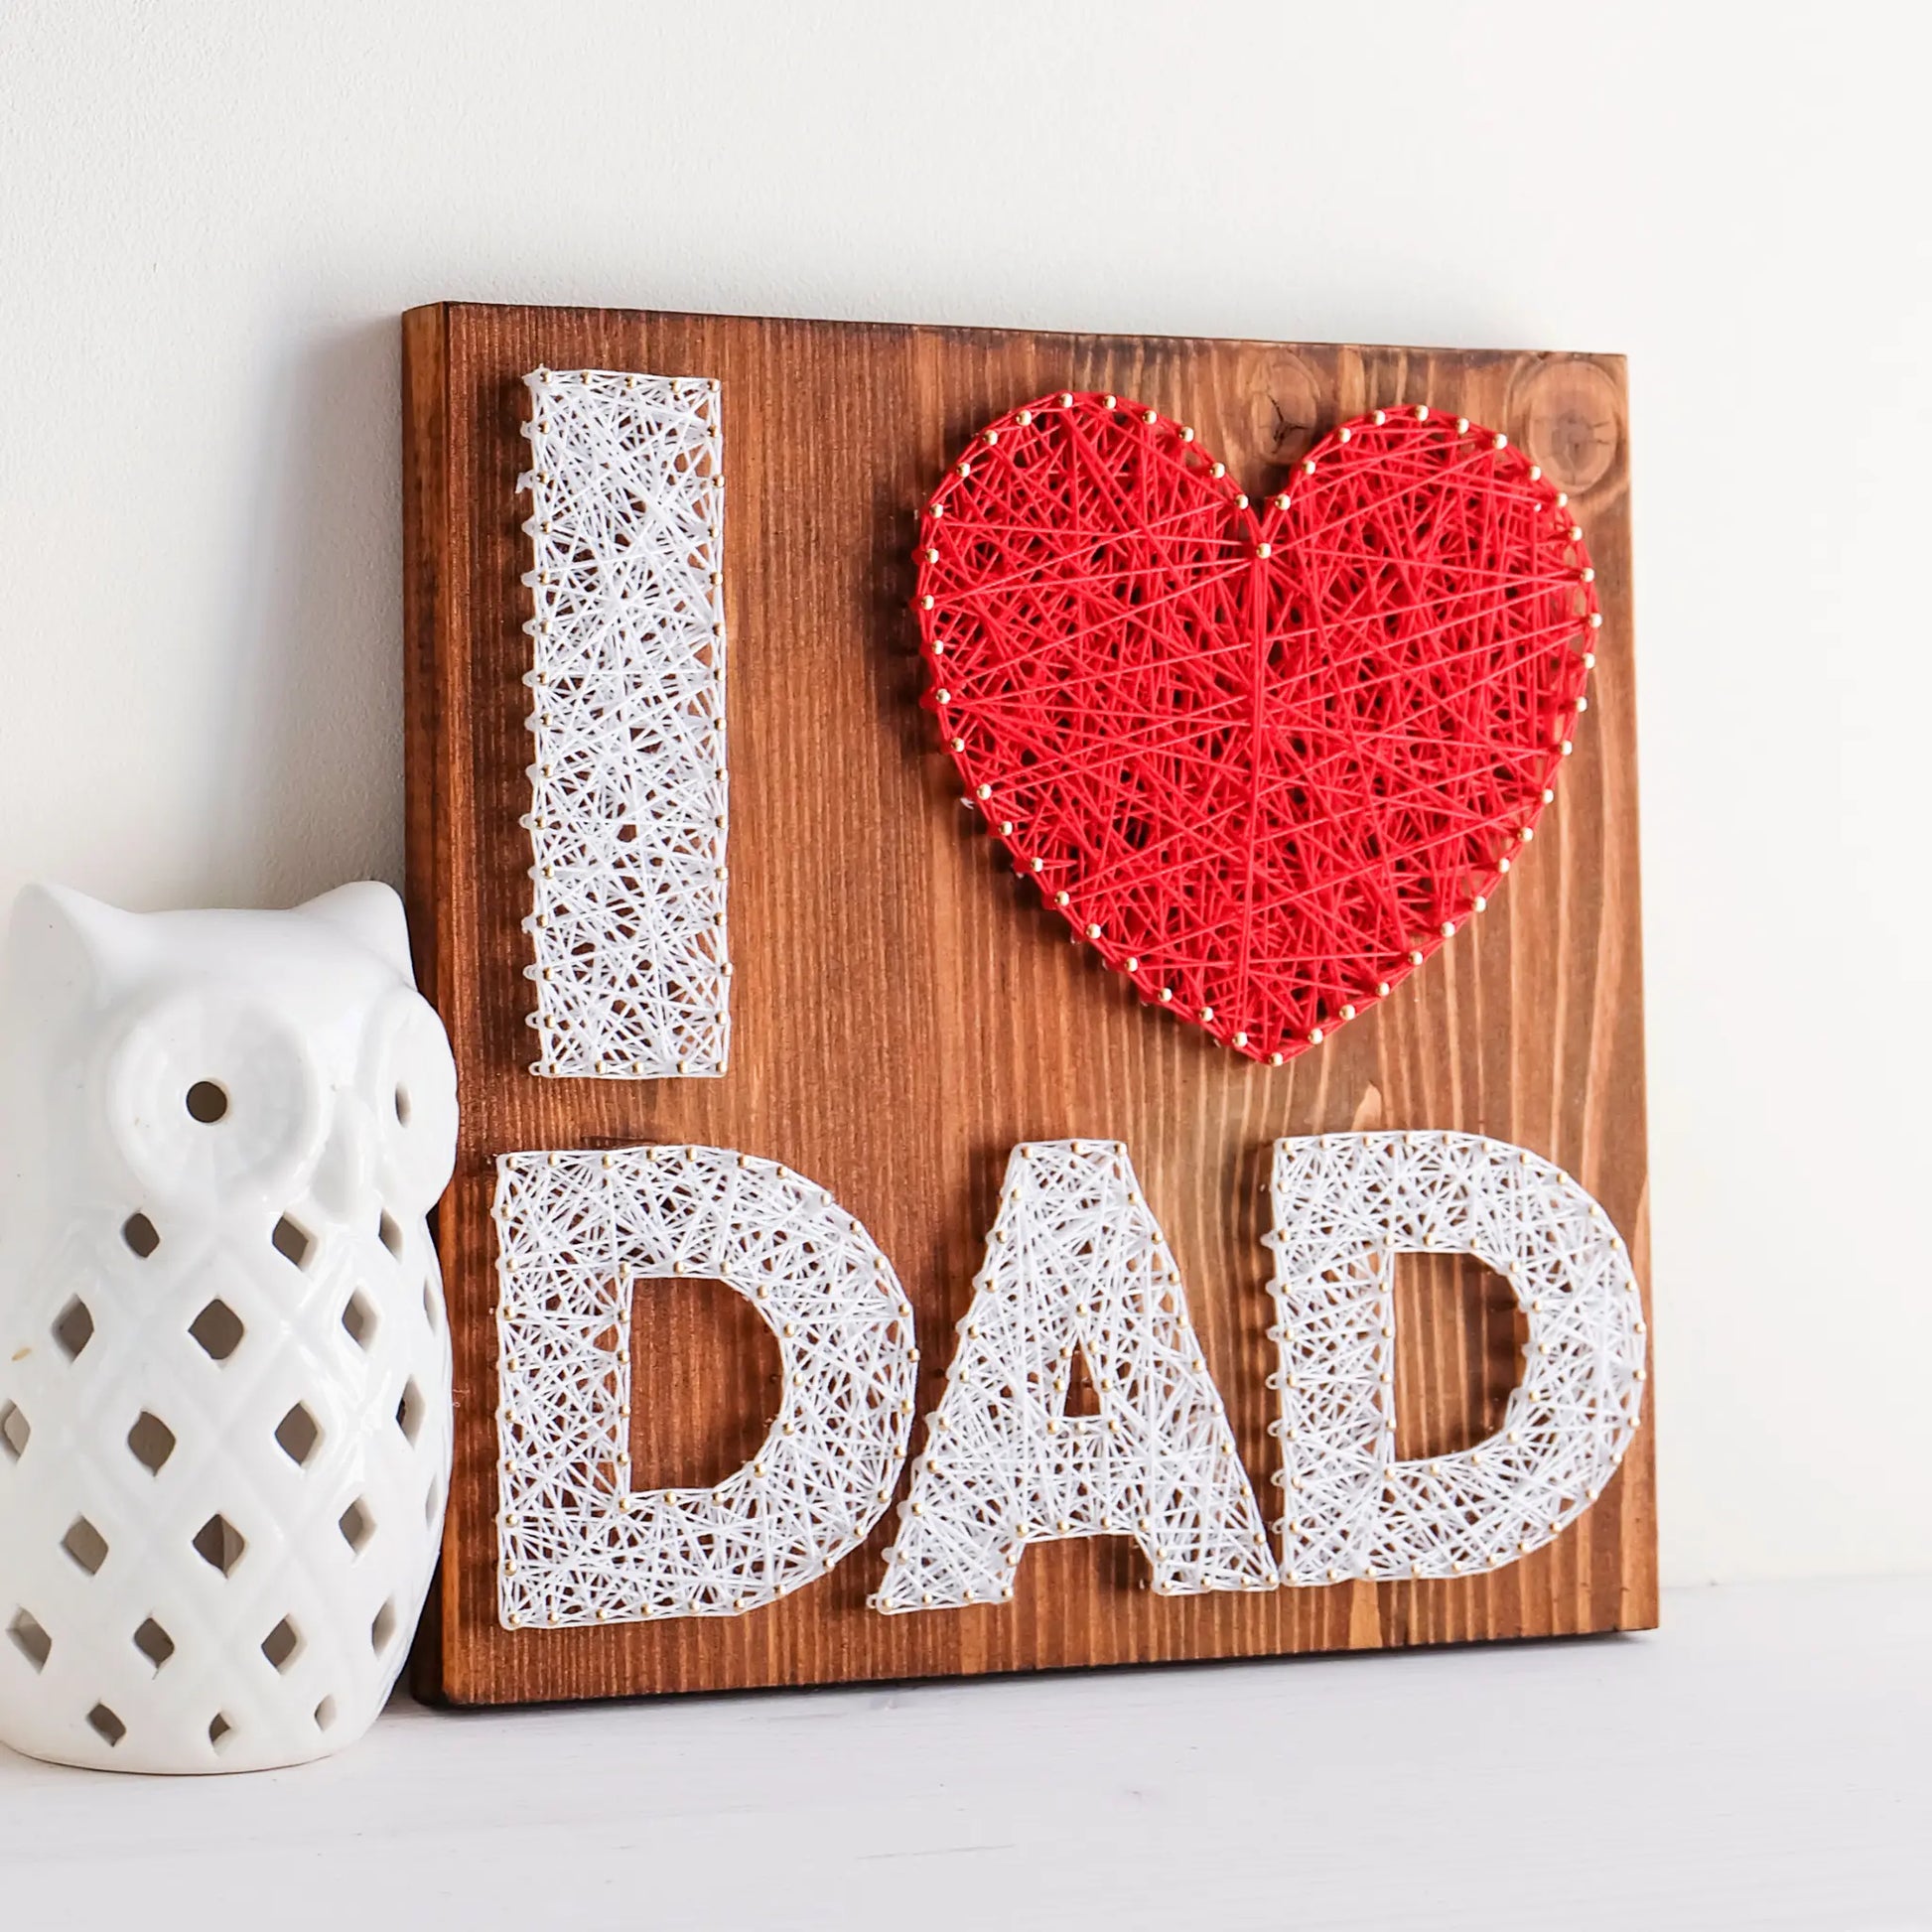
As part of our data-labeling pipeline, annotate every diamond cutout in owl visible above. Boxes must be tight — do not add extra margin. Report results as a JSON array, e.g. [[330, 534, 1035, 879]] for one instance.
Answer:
[[6, 1609, 50, 1671], [132, 1617, 174, 1670], [271, 1214, 314, 1270], [188, 1298, 244, 1363], [339, 1497, 375, 1556], [61, 1516, 108, 1576], [191, 1513, 245, 1576], [260, 1616, 302, 1673], [396, 1378, 425, 1446], [274, 1403, 321, 1466], [341, 1290, 377, 1351], [126, 1410, 176, 1474], [52, 1297, 93, 1359]]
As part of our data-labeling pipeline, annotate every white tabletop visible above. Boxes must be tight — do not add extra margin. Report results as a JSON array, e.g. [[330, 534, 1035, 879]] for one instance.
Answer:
[[1, 1575, 1925, 1930]]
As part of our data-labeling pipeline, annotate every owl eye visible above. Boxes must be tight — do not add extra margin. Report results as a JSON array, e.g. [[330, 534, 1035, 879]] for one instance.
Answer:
[[360, 990, 457, 1217], [186, 1080, 229, 1124], [103, 993, 326, 1204]]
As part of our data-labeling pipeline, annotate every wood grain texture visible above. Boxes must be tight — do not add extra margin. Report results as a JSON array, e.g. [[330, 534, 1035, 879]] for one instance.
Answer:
[[401, 303, 1654, 1706]]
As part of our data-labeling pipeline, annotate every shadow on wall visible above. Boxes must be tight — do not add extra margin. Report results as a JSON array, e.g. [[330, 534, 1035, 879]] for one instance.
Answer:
[[207, 317, 406, 910]]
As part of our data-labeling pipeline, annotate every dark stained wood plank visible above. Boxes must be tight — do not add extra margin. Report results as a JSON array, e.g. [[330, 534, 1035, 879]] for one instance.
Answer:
[[403, 304, 1654, 1705]]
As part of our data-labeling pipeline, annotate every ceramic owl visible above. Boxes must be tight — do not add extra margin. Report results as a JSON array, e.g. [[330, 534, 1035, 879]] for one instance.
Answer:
[[0, 881, 457, 1772]]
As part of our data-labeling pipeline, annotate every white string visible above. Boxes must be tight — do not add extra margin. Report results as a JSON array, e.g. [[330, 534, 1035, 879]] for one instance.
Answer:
[[518, 369, 730, 1079], [492, 1146, 917, 1627], [1264, 1131, 1647, 1583], [874, 1140, 1276, 1611]]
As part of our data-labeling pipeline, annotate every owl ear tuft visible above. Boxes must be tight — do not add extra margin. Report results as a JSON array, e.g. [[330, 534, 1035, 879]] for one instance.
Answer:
[[293, 882, 418, 987], [2, 884, 128, 1013]]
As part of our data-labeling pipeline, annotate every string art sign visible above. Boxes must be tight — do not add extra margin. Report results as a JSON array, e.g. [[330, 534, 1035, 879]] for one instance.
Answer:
[[402, 304, 1653, 1707]]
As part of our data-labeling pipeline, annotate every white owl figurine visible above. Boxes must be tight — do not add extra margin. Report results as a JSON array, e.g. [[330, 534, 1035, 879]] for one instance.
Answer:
[[0, 882, 457, 1772]]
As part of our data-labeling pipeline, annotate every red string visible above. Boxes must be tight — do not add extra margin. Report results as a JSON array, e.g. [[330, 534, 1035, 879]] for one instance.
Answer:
[[915, 395, 1597, 1063]]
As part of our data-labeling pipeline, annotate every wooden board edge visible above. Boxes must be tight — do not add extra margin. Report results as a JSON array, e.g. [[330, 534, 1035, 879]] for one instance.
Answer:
[[1607, 364, 1657, 1641], [400, 300, 456, 1705], [430, 299, 1632, 369]]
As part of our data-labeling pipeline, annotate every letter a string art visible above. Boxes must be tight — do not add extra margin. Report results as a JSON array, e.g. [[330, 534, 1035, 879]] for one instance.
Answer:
[[914, 396, 1600, 1063]]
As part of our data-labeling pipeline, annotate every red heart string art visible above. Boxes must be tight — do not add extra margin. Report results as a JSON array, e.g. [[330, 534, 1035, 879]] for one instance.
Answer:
[[914, 394, 1600, 1064]]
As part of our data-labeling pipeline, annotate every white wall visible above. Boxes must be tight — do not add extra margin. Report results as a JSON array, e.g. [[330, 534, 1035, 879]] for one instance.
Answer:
[[1, 1, 1924, 1587]]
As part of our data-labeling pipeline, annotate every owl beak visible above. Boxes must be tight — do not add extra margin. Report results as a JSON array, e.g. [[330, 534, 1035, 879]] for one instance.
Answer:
[[309, 1089, 378, 1223]]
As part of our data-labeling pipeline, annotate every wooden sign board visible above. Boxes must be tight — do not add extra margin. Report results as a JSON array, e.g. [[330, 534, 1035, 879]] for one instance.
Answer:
[[402, 302, 1653, 1706]]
